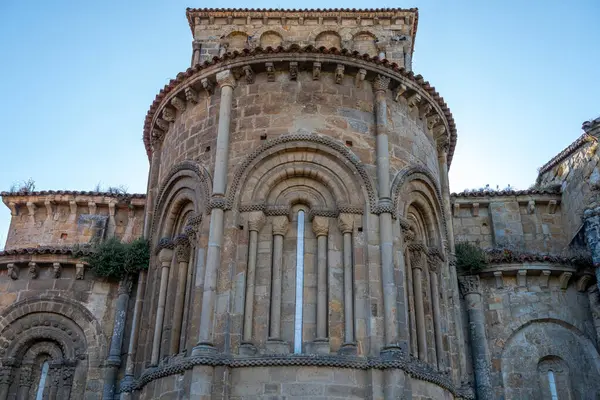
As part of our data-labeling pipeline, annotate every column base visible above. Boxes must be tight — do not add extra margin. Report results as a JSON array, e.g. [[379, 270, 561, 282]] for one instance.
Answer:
[[119, 374, 135, 393], [306, 338, 330, 354], [265, 338, 290, 354], [190, 342, 217, 357], [380, 344, 404, 359], [337, 342, 357, 356], [238, 342, 258, 356]]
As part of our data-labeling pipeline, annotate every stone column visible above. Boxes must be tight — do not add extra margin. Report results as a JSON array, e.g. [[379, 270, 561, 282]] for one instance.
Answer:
[[437, 140, 468, 379], [144, 140, 163, 238], [119, 269, 147, 400], [409, 243, 428, 362], [310, 216, 330, 354], [373, 74, 402, 351], [103, 275, 133, 399], [151, 245, 174, 365], [240, 211, 266, 356], [0, 362, 14, 400], [17, 364, 32, 399], [266, 215, 290, 354], [459, 275, 494, 399], [170, 235, 191, 355], [584, 207, 600, 291], [60, 366, 75, 399], [48, 364, 60, 400], [428, 257, 445, 370], [338, 213, 357, 355], [191, 40, 202, 67], [193, 70, 236, 355]]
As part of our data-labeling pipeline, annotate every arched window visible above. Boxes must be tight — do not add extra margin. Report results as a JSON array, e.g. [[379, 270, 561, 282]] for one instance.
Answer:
[[293, 209, 306, 354], [35, 360, 49, 400], [538, 356, 572, 400]]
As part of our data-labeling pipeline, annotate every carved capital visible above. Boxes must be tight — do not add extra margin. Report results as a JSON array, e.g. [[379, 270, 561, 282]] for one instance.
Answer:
[[174, 235, 191, 263], [248, 211, 266, 232], [289, 62, 298, 81], [158, 248, 174, 265], [7, 263, 18, 280], [0, 364, 14, 385], [28, 262, 38, 279], [52, 262, 62, 279], [242, 65, 255, 84], [427, 113, 440, 130], [170, 96, 186, 113], [373, 75, 391, 93], [216, 70, 236, 89], [312, 62, 321, 80], [75, 263, 85, 280], [312, 216, 329, 237], [19, 365, 33, 387], [338, 213, 354, 234], [201, 78, 214, 95], [458, 275, 481, 296], [272, 216, 289, 236], [335, 64, 345, 84], [265, 62, 275, 82], [436, 136, 449, 154]]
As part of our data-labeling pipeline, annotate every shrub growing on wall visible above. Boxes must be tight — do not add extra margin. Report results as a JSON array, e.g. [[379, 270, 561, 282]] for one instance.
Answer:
[[75, 237, 149, 280], [455, 241, 487, 274]]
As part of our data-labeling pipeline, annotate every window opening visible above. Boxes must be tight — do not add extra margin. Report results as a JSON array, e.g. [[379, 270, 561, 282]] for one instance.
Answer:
[[293, 210, 305, 354], [35, 361, 49, 400], [548, 370, 558, 400]]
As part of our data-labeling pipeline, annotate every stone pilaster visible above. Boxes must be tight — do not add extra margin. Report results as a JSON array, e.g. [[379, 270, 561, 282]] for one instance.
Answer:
[[193, 70, 236, 356], [338, 213, 357, 355], [240, 211, 266, 356], [309, 216, 330, 354], [151, 244, 173, 365], [170, 235, 191, 355], [409, 243, 428, 362], [103, 274, 133, 399], [459, 275, 494, 399], [266, 215, 290, 354]]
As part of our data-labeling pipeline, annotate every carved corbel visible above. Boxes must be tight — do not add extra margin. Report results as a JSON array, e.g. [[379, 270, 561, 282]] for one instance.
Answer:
[[559, 271, 572, 290], [151, 128, 165, 145], [155, 118, 170, 132], [243, 65, 255, 84], [75, 263, 85, 280], [69, 200, 77, 217], [7, 263, 19, 280], [52, 263, 62, 279], [108, 200, 117, 217], [281, 16, 287, 26], [547, 200, 558, 214], [28, 262, 39, 279], [170, 97, 186, 113], [208, 16, 214, 25], [299, 16, 304, 25], [419, 102, 432, 119], [577, 274, 592, 292], [335, 64, 345, 84], [517, 269, 527, 288], [433, 125, 446, 140], [201, 78, 214, 95], [312, 62, 321, 80], [8, 201, 18, 216], [493, 271, 504, 289], [394, 84, 407, 102], [26, 201, 36, 218], [44, 198, 54, 219], [289, 62, 298, 81], [427, 114, 440, 130], [453, 202, 460, 217], [355, 68, 366, 88], [161, 107, 176, 122], [88, 201, 97, 215], [184, 86, 198, 104], [471, 203, 479, 217], [407, 92, 422, 111], [527, 200, 535, 214], [265, 62, 275, 82], [540, 270, 551, 288]]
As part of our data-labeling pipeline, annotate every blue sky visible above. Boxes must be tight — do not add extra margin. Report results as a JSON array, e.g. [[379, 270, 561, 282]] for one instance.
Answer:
[[0, 0, 598, 248]]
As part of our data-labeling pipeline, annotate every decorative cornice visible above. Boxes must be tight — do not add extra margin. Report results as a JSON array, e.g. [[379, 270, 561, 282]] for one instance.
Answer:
[[451, 187, 561, 198], [0, 246, 93, 258], [141, 46, 456, 166], [0, 190, 146, 199]]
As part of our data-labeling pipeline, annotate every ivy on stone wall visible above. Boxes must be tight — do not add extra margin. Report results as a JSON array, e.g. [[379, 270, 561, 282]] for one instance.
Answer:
[[74, 237, 149, 280]]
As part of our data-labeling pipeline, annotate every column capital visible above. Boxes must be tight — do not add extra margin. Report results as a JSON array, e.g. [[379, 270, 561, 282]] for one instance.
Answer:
[[216, 70, 236, 89], [272, 216, 289, 236], [373, 75, 391, 93], [458, 275, 481, 296], [248, 211, 266, 232], [174, 234, 191, 263], [337, 213, 354, 234], [158, 248, 174, 265], [408, 241, 426, 270], [312, 216, 329, 237]]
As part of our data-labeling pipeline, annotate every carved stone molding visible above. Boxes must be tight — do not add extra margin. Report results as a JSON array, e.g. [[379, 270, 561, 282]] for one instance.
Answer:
[[248, 211, 266, 232], [338, 213, 354, 234], [216, 70, 236, 89], [184, 86, 198, 104], [272, 216, 289, 236], [312, 216, 330, 237], [458, 275, 481, 296], [373, 75, 391, 92]]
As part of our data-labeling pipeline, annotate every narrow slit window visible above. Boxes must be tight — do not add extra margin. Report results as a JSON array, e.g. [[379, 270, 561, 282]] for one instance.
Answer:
[[293, 210, 305, 354], [35, 361, 49, 400], [548, 371, 558, 400]]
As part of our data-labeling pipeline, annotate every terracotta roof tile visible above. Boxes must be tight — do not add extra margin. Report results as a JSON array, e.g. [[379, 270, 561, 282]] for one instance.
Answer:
[[0, 190, 146, 199], [538, 133, 596, 176], [451, 187, 561, 198], [0, 246, 93, 257]]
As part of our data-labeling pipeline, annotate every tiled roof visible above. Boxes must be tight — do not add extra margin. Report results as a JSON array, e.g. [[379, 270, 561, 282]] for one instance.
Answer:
[[0, 190, 146, 199], [0, 246, 93, 257], [451, 187, 561, 198], [142, 45, 456, 165], [538, 133, 596, 176]]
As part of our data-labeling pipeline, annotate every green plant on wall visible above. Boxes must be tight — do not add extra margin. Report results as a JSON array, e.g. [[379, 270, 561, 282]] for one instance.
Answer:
[[75, 237, 149, 280], [455, 241, 487, 274]]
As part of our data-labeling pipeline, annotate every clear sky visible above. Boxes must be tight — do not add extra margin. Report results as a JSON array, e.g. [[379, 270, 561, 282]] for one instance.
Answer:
[[0, 0, 598, 249]]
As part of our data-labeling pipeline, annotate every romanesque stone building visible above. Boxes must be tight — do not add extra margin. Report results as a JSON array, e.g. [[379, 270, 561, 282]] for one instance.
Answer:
[[0, 7, 599, 400]]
